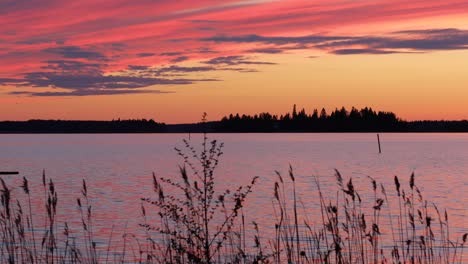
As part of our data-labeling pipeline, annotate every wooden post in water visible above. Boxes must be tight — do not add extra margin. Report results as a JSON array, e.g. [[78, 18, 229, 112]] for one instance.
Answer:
[[377, 134, 382, 154], [0, 171, 19, 175]]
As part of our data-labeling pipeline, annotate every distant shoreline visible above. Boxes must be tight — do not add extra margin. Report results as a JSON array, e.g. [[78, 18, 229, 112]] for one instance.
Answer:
[[1, 107, 467, 133], [1, 120, 468, 133]]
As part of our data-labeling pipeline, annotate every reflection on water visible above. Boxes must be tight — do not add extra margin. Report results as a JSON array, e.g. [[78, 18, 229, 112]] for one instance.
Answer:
[[0, 133, 466, 260]]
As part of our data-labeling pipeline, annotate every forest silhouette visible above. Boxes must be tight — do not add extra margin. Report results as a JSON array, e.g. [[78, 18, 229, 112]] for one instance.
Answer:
[[1, 106, 467, 133]]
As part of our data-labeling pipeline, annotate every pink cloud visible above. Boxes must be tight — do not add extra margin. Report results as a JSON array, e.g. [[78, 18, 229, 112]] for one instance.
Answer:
[[1, 0, 467, 95]]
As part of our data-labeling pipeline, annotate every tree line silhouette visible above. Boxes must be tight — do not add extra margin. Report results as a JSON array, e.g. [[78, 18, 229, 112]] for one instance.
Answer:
[[218, 105, 401, 132], [0, 106, 467, 133]]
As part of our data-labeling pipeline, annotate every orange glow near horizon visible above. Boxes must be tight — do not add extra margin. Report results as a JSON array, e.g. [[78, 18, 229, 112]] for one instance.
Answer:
[[1, 1, 468, 122]]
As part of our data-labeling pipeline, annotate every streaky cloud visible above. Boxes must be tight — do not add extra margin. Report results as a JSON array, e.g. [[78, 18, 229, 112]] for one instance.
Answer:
[[10, 89, 173, 97], [331, 49, 400, 55], [320, 29, 468, 52], [127, 65, 150, 71], [202, 34, 349, 44], [393, 28, 463, 35], [41, 60, 105, 73], [43, 46, 106, 60], [136, 53, 156, 57], [204, 28, 468, 55], [20, 73, 196, 89], [0, 60, 220, 97], [171, 56, 189, 63], [203, 55, 276, 65], [154, 65, 216, 74], [160, 52, 184, 56], [16, 37, 66, 45], [247, 47, 284, 54]]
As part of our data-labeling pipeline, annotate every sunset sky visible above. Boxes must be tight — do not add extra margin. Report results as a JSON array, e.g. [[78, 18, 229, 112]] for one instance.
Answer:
[[1, 0, 468, 123]]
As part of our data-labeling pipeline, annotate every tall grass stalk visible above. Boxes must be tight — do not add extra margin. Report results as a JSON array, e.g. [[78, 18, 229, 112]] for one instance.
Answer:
[[141, 131, 258, 263]]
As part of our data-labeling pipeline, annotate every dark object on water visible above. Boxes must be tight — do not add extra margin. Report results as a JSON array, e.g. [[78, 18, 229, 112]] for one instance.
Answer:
[[0, 171, 19, 175], [377, 134, 382, 154]]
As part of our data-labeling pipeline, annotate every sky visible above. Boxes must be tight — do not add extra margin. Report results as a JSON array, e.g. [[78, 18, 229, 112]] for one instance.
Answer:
[[1, 0, 468, 123]]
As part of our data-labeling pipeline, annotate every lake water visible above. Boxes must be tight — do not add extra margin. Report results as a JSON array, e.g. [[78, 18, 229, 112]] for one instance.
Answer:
[[0, 133, 467, 260]]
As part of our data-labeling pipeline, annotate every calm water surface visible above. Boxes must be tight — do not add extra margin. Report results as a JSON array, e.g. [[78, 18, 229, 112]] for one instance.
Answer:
[[0, 133, 467, 254]]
